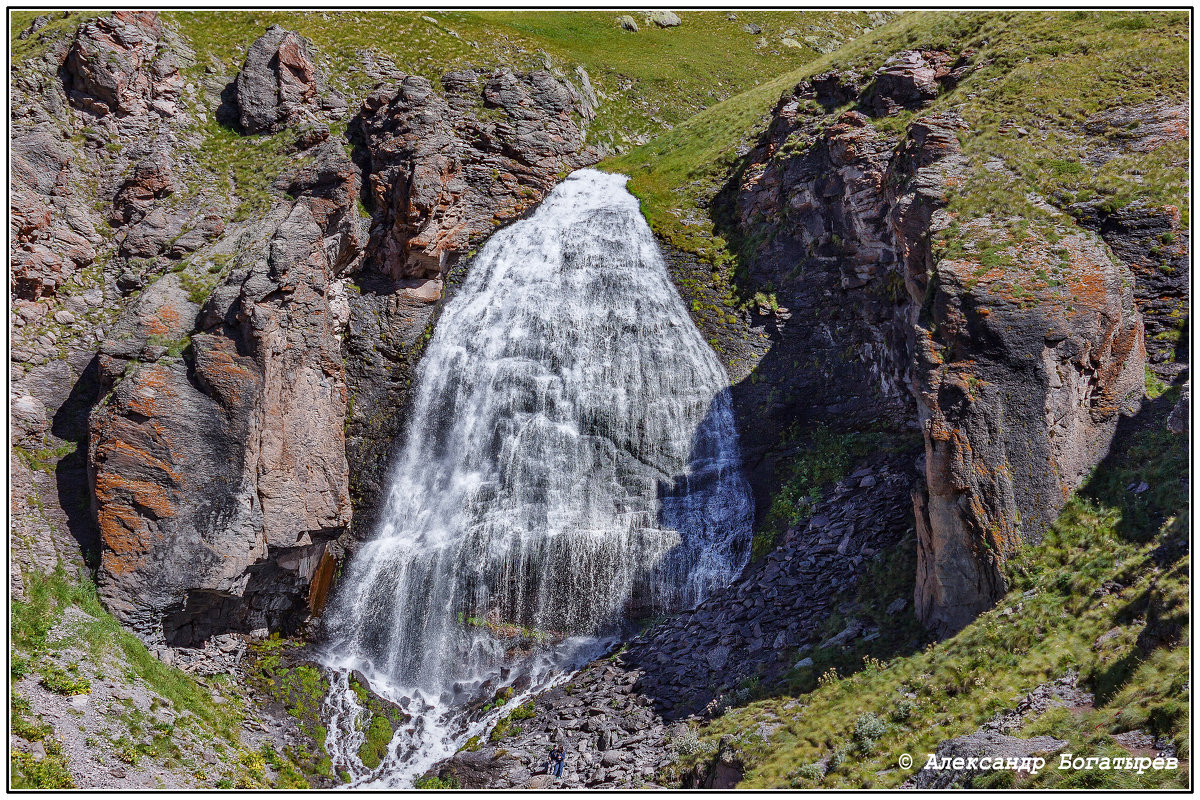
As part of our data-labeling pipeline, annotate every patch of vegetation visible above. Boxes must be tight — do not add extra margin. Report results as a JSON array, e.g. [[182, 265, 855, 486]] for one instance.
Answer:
[[161, 10, 892, 155], [190, 118, 295, 222], [262, 744, 311, 789], [40, 662, 91, 696], [751, 424, 914, 561], [414, 774, 460, 789], [11, 749, 75, 790], [342, 672, 408, 770], [10, 691, 75, 788], [671, 388, 1188, 788], [246, 635, 335, 779], [12, 441, 78, 474], [604, 9, 1187, 305], [1144, 367, 1170, 401], [460, 613, 557, 643], [489, 701, 536, 743], [10, 565, 285, 787], [479, 685, 514, 714], [9, 9, 84, 63]]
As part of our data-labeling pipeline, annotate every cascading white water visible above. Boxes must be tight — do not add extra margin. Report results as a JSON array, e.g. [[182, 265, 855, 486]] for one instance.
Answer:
[[319, 169, 753, 785]]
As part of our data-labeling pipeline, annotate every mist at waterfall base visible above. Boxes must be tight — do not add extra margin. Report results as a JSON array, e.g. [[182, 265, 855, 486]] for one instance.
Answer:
[[318, 169, 754, 786]]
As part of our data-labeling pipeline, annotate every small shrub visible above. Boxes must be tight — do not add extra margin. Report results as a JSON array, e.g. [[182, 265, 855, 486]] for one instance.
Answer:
[[11, 751, 74, 789], [890, 698, 918, 723], [414, 774, 459, 789], [671, 727, 704, 757], [787, 762, 825, 787], [852, 712, 889, 755]]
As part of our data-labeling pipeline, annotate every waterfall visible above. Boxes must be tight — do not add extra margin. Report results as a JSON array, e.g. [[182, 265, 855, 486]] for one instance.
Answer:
[[319, 169, 753, 784]]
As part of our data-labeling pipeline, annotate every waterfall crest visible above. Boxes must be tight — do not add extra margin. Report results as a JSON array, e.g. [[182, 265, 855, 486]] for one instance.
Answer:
[[320, 169, 753, 781]]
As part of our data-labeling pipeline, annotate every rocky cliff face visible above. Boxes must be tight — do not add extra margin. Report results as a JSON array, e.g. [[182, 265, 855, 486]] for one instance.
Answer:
[[726, 50, 1147, 634], [88, 137, 364, 645]]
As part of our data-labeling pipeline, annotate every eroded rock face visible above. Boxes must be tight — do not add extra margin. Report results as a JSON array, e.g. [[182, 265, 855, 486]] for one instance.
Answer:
[[730, 67, 1145, 635], [235, 25, 346, 134], [10, 125, 95, 300], [64, 10, 183, 117], [891, 120, 1145, 635], [89, 141, 364, 643], [355, 68, 601, 282]]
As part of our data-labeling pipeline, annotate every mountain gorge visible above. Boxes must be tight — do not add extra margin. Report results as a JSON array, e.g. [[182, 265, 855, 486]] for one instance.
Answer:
[[9, 9, 1189, 790]]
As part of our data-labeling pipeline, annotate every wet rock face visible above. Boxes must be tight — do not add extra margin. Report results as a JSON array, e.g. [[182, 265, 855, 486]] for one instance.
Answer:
[[235, 25, 346, 134], [64, 11, 183, 117], [354, 68, 601, 282], [731, 65, 1146, 635], [89, 141, 365, 644]]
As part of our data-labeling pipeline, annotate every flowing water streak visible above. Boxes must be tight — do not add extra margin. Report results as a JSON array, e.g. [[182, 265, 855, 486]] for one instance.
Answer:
[[320, 169, 754, 784]]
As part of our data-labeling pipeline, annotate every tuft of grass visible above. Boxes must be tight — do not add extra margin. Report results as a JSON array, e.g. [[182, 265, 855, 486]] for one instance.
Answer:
[[40, 662, 91, 696], [489, 702, 536, 743], [12, 442, 78, 474]]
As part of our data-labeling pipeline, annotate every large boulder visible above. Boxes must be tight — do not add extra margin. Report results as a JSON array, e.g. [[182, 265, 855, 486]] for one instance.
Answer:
[[648, 10, 682, 28], [236, 25, 344, 134], [63, 10, 182, 116]]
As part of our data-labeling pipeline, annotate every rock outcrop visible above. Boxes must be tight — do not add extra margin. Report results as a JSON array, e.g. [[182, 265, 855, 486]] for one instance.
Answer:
[[63, 10, 183, 117], [355, 68, 601, 282], [10, 125, 96, 300], [727, 60, 1146, 635], [89, 140, 365, 644], [235, 25, 347, 134]]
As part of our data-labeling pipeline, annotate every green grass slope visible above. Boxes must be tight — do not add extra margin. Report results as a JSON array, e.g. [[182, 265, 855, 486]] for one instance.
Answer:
[[152, 9, 893, 152], [602, 9, 1188, 265]]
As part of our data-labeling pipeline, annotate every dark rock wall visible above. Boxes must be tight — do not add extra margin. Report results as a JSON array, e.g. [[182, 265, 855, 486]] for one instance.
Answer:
[[723, 53, 1146, 635]]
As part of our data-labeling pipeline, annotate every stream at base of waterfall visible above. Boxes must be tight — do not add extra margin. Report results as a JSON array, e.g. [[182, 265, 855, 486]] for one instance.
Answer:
[[316, 169, 754, 787]]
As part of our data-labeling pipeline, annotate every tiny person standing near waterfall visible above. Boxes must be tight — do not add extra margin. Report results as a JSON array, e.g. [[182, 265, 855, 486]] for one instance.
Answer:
[[548, 741, 565, 778]]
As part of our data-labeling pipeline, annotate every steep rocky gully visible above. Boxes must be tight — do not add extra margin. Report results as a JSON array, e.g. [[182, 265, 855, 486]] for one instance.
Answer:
[[9, 12, 1187, 789]]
